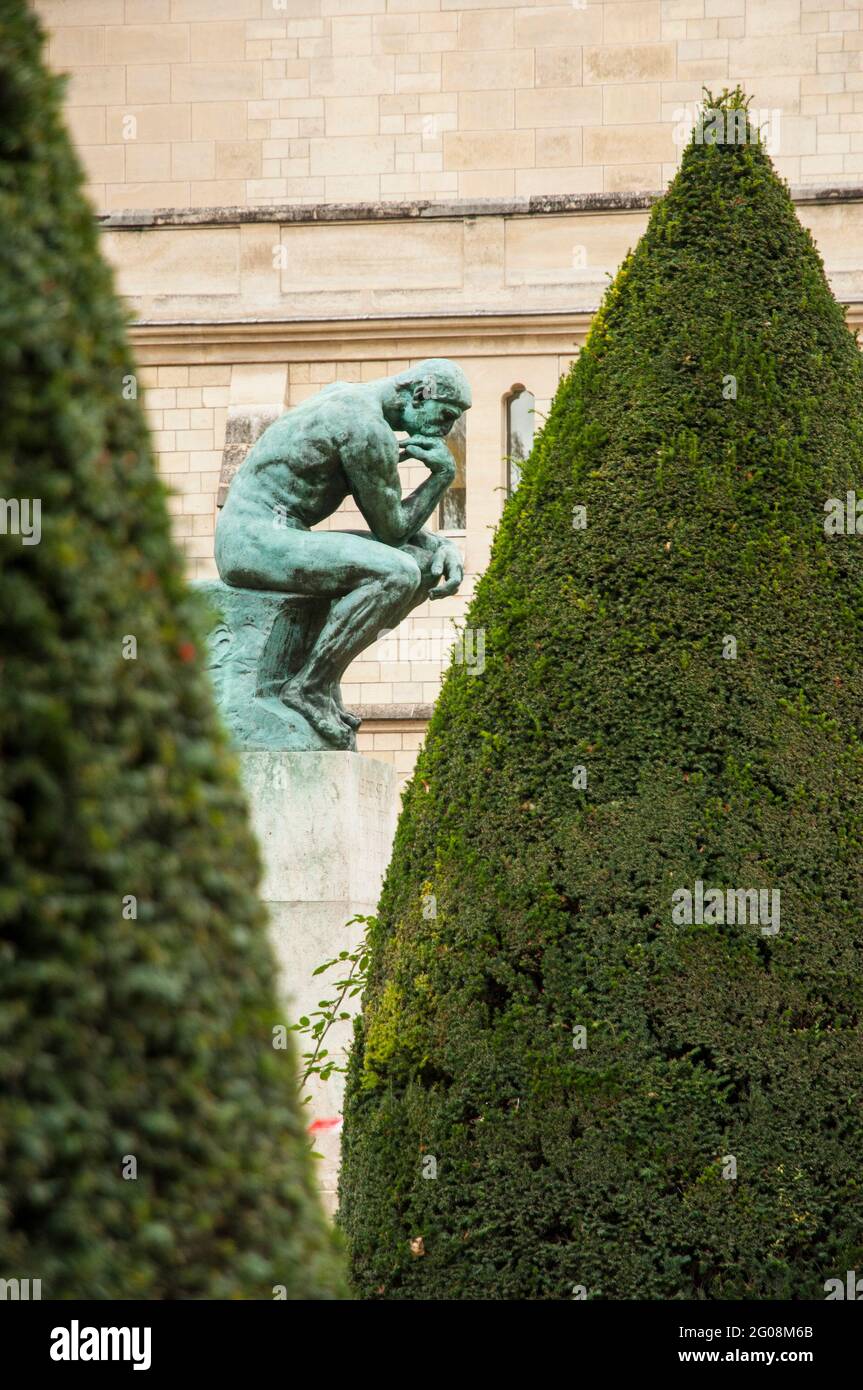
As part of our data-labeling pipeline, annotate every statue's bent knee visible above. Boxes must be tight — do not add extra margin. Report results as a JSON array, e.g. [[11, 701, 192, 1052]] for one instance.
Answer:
[[382, 554, 422, 599]]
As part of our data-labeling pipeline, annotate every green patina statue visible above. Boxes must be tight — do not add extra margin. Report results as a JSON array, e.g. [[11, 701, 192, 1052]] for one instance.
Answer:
[[199, 358, 472, 751]]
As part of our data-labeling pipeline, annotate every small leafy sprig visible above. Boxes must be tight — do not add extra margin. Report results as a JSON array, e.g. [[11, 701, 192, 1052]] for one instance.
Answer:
[[289, 914, 373, 1101]]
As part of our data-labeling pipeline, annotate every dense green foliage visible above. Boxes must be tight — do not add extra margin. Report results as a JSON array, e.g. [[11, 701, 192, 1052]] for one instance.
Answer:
[[0, 3, 344, 1299], [340, 97, 863, 1299]]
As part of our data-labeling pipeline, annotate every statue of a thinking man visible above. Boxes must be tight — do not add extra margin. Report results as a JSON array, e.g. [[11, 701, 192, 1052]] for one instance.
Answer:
[[214, 358, 471, 749]]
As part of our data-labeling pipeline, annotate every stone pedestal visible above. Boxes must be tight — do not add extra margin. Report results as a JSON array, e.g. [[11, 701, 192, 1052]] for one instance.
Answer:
[[240, 751, 399, 1212], [198, 579, 338, 750]]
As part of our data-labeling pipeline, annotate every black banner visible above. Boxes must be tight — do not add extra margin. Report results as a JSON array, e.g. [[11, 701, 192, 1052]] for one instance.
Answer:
[[1, 1296, 857, 1375]]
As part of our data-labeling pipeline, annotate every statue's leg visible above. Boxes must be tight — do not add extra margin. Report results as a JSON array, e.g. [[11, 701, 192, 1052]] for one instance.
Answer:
[[322, 539, 434, 732], [221, 526, 425, 746], [217, 522, 440, 745], [322, 532, 451, 719], [342, 530, 445, 603]]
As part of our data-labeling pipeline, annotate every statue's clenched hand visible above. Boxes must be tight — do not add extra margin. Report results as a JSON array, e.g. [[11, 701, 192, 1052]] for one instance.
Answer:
[[400, 435, 456, 479], [427, 535, 464, 600]]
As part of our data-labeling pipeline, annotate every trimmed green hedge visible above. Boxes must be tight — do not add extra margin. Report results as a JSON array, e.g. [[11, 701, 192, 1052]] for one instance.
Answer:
[[339, 94, 863, 1300], [0, 2, 344, 1299]]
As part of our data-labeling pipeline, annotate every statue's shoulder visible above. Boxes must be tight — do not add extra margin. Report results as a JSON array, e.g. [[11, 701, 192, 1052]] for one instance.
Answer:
[[269, 382, 393, 457], [317, 382, 374, 419], [318, 387, 393, 450]]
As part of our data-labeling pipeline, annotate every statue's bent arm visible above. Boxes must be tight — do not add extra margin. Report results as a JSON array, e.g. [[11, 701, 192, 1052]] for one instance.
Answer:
[[341, 423, 455, 549]]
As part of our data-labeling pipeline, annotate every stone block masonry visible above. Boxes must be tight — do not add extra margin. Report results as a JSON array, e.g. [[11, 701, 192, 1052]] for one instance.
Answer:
[[36, 0, 863, 203]]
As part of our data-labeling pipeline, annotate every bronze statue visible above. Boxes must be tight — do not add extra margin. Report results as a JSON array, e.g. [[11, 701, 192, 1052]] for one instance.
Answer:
[[201, 359, 471, 751]]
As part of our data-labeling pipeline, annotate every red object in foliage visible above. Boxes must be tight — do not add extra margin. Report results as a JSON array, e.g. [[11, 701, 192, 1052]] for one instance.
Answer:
[[307, 1116, 342, 1134], [178, 641, 196, 662]]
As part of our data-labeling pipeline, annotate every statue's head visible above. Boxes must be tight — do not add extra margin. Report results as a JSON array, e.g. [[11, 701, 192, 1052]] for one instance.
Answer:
[[391, 358, 472, 438]]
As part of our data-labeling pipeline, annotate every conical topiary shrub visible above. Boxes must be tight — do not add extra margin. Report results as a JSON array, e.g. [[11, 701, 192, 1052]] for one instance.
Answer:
[[0, 2, 344, 1299], [339, 91, 863, 1300]]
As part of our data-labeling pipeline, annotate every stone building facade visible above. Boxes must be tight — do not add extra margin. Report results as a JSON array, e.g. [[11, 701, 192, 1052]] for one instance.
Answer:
[[35, 0, 863, 783]]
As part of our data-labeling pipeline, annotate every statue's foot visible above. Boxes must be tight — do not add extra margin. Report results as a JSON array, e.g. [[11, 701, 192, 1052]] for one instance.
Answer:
[[331, 681, 362, 732], [279, 678, 353, 750], [334, 695, 361, 732]]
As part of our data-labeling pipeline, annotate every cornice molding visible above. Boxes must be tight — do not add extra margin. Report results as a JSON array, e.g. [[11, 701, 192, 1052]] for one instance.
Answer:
[[127, 304, 863, 364], [354, 704, 432, 723], [128, 310, 597, 362], [98, 185, 863, 231]]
